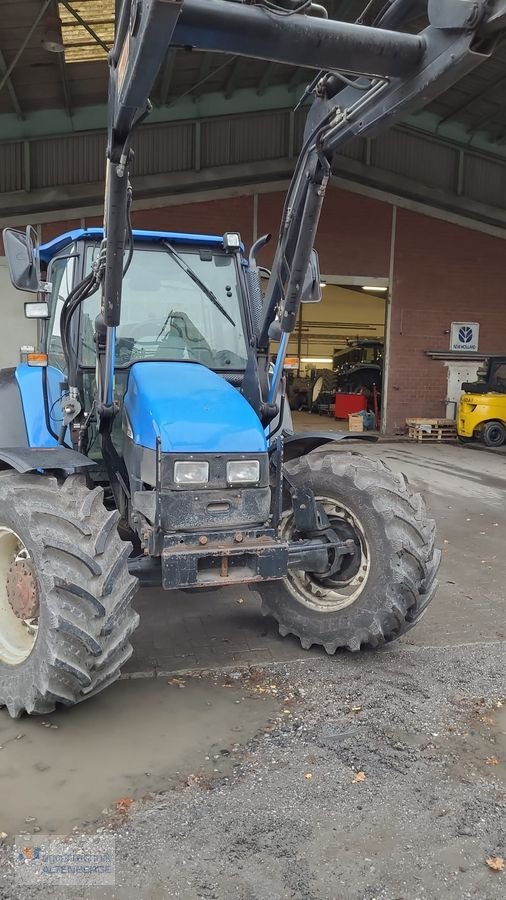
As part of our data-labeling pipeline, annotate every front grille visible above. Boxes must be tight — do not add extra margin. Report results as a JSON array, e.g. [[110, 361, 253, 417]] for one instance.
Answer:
[[159, 485, 271, 532]]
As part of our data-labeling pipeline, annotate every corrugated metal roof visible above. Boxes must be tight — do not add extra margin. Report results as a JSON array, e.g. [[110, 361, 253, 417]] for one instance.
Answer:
[[201, 112, 288, 169], [373, 131, 457, 192], [0, 141, 23, 193], [132, 121, 194, 176], [31, 131, 105, 187], [464, 154, 506, 208], [2, 111, 505, 227]]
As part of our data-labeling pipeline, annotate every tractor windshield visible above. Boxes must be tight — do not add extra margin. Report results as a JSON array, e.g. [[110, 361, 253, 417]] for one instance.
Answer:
[[79, 243, 249, 370]]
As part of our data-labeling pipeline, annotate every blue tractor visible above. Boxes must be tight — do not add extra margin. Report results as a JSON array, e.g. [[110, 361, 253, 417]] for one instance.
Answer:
[[0, 221, 439, 717], [2, 0, 502, 715]]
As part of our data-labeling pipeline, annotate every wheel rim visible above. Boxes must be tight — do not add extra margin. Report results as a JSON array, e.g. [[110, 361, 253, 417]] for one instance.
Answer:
[[487, 426, 504, 445], [281, 498, 371, 612], [0, 527, 39, 665]]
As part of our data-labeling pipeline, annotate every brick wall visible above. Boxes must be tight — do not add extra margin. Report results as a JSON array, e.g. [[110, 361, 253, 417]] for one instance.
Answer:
[[257, 188, 391, 275], [132, 197, 255, 247], [387, 208, 506, 432]]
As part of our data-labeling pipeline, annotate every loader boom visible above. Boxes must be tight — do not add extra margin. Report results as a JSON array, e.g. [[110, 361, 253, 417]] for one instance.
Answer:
[[96, 0, 506, 422]]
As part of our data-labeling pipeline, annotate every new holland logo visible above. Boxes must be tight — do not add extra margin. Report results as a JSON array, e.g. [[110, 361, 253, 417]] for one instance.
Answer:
[[450, 322, 479, 352], [458, 326, 473, 344]]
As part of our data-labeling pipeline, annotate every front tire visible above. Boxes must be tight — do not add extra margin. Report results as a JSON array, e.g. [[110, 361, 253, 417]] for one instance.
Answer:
[[0, 472, 139, 717], [257, 452, 440, 653]]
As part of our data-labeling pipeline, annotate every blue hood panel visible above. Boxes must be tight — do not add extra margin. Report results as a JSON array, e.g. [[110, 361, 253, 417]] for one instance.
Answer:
[[123, 362, 267, 453]]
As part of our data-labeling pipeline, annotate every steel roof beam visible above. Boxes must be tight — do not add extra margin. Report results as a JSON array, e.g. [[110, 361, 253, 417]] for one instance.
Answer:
[[192, 53, 213, 99], [288, 67, 309, 92], [0, 50, 23, 120], [257, 62, 277, 97], [463, 72, 506, 134], [0, 0, 52, 98], [159, 49, 177, 105], [57, 52, 73, 119], [438, 71, 506, 126], [224, 57, 241, 100]]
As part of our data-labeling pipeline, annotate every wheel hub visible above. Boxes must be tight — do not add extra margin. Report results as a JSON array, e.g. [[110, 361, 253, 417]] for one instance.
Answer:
[[6, 558, 39, 620], [320, 518, 361, 583], [282, 497, 371, 613]]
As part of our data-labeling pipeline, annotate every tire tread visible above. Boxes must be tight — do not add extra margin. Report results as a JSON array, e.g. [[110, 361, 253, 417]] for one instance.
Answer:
[[0, 472, 138, 717]]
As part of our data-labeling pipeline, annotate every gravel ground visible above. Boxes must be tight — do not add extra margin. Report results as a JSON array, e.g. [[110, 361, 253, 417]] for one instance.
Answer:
[[2, 641, 504, 900]]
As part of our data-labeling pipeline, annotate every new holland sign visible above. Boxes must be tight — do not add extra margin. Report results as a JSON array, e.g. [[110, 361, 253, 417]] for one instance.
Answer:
[[450, 322, 480, 352]]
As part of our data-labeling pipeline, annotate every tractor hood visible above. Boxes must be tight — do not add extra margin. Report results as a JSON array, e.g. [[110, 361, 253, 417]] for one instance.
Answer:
[[123, 362, 267, 453]]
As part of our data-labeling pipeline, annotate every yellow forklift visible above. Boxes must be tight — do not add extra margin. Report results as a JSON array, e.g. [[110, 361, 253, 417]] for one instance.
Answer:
[[457, 358, 506, 447]]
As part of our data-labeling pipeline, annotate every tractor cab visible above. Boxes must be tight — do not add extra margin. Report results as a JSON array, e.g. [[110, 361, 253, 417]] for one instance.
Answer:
[[39, 228, 257, 456], [41, 228, 251, 375]]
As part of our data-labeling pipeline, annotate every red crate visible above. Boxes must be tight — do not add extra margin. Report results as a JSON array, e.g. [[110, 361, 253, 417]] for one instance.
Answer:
[[334, 393, 367, 419]]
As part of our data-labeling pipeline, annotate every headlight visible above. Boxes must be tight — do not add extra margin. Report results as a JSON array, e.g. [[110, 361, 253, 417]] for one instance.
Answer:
[[226, 460, 260, 484], [174, 461, 209, 484]]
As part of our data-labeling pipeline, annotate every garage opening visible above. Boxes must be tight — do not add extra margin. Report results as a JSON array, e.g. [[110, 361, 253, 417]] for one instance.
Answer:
[[281, 276, 389, 434]]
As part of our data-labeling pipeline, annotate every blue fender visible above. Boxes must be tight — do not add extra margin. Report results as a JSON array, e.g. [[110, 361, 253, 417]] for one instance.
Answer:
[[0, 364, 92, 473], [14, 363, 63, 448], [0, 363, 64, 449]]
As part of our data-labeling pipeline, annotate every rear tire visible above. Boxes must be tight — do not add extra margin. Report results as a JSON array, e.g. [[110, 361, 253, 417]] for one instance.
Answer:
[[482, 421, 506, 448], [0, 472, 139, 717], [257, 452, 440, 653]]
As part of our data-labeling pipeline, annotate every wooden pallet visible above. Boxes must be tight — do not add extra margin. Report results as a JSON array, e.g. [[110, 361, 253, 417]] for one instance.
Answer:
[[406, 418, 457, 442]]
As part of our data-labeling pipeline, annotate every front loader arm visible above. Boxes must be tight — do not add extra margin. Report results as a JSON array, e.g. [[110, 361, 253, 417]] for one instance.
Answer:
[[95, 0, 506, 420], [260, 0, 506, 402]]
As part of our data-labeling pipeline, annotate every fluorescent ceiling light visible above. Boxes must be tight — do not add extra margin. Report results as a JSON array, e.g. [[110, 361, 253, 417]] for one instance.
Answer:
[[362, 285, 388, 292], [301, 357, 333, 364]]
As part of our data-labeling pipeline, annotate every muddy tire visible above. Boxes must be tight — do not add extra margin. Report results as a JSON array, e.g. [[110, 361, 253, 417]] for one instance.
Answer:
[[257, 452, 440, 653], [0, 472, 139, 717]]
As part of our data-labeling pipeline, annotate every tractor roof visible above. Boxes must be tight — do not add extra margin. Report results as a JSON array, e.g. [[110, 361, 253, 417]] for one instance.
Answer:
[[38, 228, 226, 263]]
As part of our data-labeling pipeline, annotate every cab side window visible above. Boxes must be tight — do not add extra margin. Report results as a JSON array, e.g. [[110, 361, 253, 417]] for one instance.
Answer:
[[47, 255, 76, 373]]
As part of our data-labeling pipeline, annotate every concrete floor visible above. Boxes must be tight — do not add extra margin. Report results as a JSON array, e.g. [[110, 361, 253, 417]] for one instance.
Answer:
[[126, 441, 506, 677]]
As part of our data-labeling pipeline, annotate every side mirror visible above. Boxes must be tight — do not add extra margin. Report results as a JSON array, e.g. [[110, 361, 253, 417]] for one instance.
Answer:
[[2, 226, 40, 293], [301, 249, 322, 303]]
